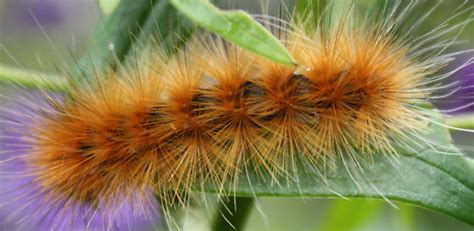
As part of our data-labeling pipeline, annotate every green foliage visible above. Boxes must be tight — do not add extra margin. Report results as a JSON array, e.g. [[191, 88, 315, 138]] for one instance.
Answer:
[[296, 0, 327, 20], [130, 0, 194, 55], [170, 0, 296, 65], [200, 110, 474, 225], [75, 0, 158, 79]]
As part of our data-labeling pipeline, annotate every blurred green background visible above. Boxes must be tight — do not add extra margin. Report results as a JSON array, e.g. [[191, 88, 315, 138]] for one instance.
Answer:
[[0, 0, 472, 230]]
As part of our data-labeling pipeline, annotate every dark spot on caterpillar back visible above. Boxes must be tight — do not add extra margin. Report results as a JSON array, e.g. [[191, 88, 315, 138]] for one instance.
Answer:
[[345, 88, 368, 111], [77, 128, 96, 159], [79, 142, 95, 159], [191, 93, 213, 117], [258, 74, 315, 123], [242, 80, 265, 98], [141, 106, 164, 130]]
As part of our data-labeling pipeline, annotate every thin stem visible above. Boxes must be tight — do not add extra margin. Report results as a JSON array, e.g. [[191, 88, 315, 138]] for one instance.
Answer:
[[0, 0, 160, 90], [0, 64, 67, 91], [446, 113, 474, 130], [211, 197, 254, 231]]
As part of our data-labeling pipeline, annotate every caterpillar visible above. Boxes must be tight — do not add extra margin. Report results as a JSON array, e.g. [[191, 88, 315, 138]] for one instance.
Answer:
[[0, 0, 472, 230]]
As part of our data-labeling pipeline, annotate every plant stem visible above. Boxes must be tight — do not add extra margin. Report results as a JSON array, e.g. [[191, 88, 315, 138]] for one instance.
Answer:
[[0, 0, 159, 90], [211, 197, 254, 231], [0, 64, 67, 91], [446, 113, 474, 130]]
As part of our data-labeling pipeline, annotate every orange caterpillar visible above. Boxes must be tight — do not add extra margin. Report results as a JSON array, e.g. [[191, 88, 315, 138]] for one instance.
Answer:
[[2, 2, 471, 229], [29, 24, 428, 201]]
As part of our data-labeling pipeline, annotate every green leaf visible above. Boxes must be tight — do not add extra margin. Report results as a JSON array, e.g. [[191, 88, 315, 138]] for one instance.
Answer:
[[128, 0, 195, 56], [200, 110, 474, 225], [296, 0, 327, 20], [75, 0, 158, 80], [170, 0, 295, 65]]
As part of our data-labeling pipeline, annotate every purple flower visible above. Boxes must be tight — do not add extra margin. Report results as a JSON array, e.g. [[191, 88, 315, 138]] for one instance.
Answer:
[[0, 91, 160, 231], [436, 54, 474, 114], [4, 0, 62, 26], [451, 59, 474, 113]]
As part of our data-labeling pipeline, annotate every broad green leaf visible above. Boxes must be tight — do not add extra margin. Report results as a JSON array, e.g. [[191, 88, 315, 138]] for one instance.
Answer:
[[98, 0, 120, 15], [200, 110, 474, 225], [170, 0, 296, 65]]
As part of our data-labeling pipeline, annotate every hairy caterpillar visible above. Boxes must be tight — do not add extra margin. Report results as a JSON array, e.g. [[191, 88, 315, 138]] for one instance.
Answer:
[[0, 1, 473, 230]]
